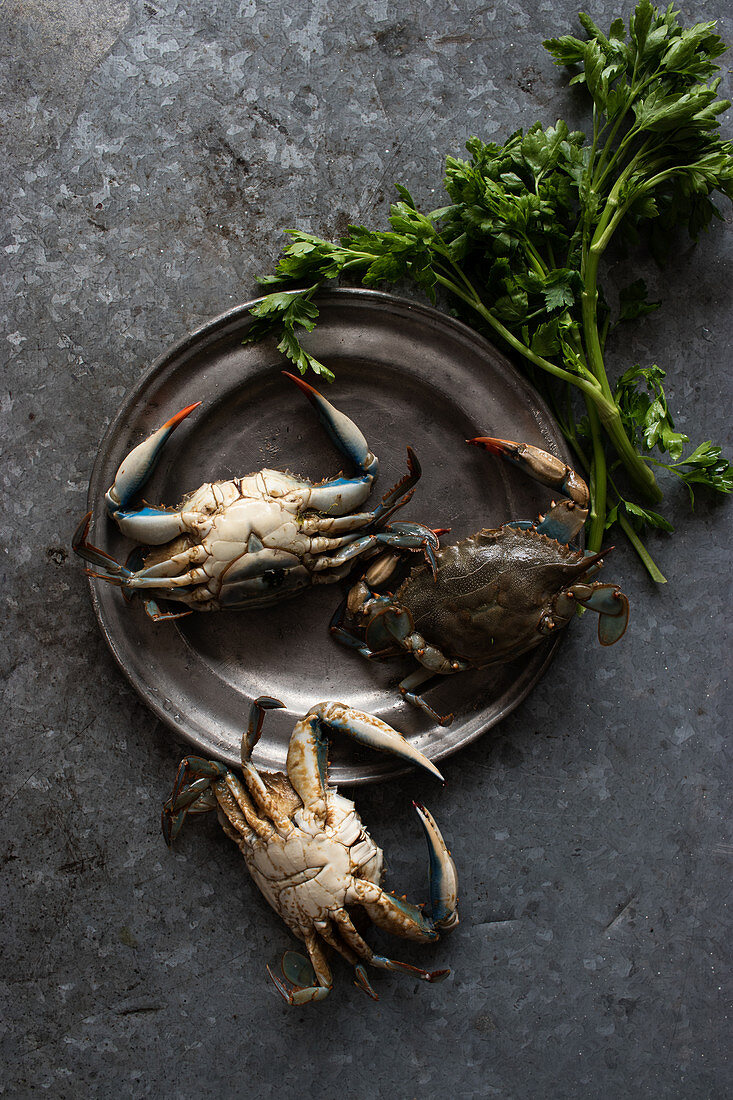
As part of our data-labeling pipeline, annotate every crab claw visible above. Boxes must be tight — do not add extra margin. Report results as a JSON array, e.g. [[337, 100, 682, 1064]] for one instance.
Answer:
[[414, 801, 459, 931], [105, 402, 201, 516], [469, 436, 589, 510], [306, 702, 445, 783], [283, 371, 378, 480]]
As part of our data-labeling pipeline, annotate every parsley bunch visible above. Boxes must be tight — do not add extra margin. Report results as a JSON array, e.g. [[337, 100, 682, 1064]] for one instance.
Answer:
[[245, 1, 733, 582]]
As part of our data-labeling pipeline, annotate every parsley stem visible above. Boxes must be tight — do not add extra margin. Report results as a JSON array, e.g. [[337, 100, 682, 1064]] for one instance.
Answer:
[[433, 268, 605, 400], [616, 512, 667, 584], [546, 391, 667, 582], [584, 399, 607, 553], [597, 377, 663, 500], [581, 173, 663, 503]]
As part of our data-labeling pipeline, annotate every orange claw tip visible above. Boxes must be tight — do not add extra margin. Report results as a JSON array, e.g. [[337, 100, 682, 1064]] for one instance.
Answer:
[[161, 402, 202, 431], [282, 370, 321, 397], [467, 436, 518, 454], [431, 528, 451, 537]]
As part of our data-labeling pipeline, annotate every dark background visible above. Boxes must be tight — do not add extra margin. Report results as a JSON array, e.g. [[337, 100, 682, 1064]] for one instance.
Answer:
[[2, 1, 731, 1096]]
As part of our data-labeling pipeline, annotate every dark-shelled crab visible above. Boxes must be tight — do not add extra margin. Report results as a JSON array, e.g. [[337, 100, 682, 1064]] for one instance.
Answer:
[[332, 438, 629, 723]]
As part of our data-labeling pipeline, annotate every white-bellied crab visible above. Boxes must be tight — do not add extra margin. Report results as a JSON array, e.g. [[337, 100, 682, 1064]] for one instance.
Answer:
[[162, 697, 458, 1004], [331, 438, 630, 724], [73, 373, 437, 620]]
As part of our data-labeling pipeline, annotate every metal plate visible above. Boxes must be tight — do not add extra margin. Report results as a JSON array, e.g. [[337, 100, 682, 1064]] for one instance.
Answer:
[[86, 288, 573, 784]]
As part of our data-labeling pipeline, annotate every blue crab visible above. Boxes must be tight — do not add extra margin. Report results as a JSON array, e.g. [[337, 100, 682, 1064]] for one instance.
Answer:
[[73, 373, 437, 619], [332, 438, 630, 723], [162, 697, 458, 1004]]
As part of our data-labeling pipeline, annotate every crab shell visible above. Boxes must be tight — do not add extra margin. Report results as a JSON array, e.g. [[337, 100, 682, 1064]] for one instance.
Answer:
[[390, 526, 605, 667], [232, 776, 385, 931]]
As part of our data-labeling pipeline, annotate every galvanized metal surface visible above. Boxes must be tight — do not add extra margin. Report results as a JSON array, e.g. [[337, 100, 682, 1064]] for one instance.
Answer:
[[4, 1, 731, 1094], [86, 289, 571, 782]]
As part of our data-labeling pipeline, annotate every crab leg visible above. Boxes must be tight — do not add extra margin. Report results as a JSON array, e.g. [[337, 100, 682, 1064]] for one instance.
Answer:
[[382, 612, 471, 677], [234, 697, 296, 833], [138, 598, 193, 622], [308, 918, 380, 999], [573, 582, 630, 646], [470, 436, 589, 543], [267, 938, 333, 1006], [217, 806, 256, 849], [214, 784, 268, 848], [162, 742, 276, 843], [330, 611, 395, 662], [161, 756, 227, 843], [124, 544, 210, 578], [222, 774, 276, 840], [72, 513, 134, 582], [309, 523, 439, 576], [330, 907, 448, 989], [72, 519, 195, 619], [398, 668, 454, 727]]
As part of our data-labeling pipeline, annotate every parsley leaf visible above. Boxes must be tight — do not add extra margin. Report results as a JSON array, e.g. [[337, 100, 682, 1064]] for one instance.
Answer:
[[665, 441, 733, 505], [243, 285, 334, 381]]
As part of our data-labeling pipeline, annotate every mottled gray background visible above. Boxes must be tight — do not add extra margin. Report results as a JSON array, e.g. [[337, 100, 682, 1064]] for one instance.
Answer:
[[2, 0, 731, 1096]]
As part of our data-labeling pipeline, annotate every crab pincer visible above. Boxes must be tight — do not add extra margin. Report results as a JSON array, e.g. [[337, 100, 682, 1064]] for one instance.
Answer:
[[282, 371, 378, 492], [469, 435, 589, 542], [105, 402, 202, 541]]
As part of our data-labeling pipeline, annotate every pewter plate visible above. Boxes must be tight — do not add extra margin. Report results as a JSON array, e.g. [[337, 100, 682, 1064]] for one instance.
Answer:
[[86, 289, 573, 784]]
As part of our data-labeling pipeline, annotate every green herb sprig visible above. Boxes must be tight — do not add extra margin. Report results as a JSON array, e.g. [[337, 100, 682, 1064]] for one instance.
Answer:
[[245, 1, 733, 582]]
